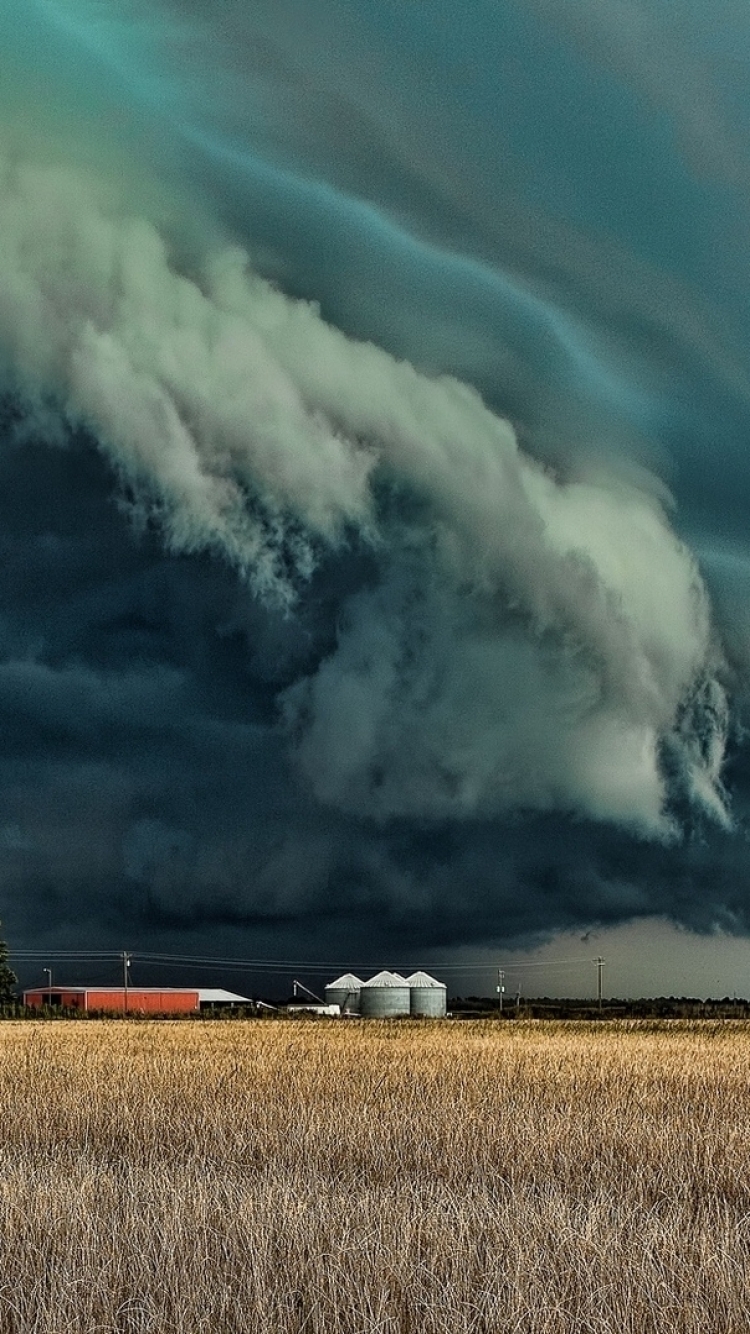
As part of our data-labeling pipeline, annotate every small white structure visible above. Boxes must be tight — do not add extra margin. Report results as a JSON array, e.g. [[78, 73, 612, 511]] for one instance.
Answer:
[[286, 1003, 341, 1017]]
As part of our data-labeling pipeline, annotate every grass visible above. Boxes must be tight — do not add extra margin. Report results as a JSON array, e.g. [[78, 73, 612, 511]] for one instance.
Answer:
[[0, 1018, 749, 1332]]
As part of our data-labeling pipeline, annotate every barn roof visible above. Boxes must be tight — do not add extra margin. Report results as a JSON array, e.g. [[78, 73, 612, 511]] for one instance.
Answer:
[[23, 986, 200, 994], [24, 986, 88, 994], [196, 989, 252, 1004], [23, 986, 252, 1001]]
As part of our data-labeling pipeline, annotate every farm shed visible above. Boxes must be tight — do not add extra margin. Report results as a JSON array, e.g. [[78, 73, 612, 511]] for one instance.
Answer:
[[23, 986, 252, 1013], [286, 1003, 341, 1016]]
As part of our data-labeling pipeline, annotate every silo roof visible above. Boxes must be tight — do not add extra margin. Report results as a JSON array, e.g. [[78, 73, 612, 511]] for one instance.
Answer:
[[406, 971, 446, 989], [362, 970, 409, 988], [326, 973, 363, 990]]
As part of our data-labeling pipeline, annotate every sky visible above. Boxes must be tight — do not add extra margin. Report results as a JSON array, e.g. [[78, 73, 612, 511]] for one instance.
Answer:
[[2, 0, 750, 998]]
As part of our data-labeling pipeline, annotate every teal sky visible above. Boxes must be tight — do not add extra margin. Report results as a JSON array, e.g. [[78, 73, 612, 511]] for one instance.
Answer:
[[1, 1, 750, 996]]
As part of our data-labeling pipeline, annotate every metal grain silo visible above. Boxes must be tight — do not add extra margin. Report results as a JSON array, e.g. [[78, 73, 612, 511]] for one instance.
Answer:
[[324, 973, 363, 1014], [406, 971, 447, 1018], [359, 971, 411, 1018]]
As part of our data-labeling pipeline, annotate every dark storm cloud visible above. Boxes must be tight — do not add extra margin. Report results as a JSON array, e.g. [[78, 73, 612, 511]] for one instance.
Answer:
[[167, 0, 750, 560], [0, 0, 749, 965], [0, 423, 734, 962]]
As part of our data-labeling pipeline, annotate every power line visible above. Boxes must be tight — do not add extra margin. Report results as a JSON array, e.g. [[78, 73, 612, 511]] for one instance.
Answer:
[[492, 957, 598, 969], [10, 950, 126, 956], [9, 948, 602, 975], [130, 951, 599, 971]]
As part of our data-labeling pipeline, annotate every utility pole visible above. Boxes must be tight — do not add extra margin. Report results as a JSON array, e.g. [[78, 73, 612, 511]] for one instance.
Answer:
[[122, 952, 131, 1014], [497, 968, 505, 1016], [43, 967, 52, 1005], [595, 957, 605, 1011]]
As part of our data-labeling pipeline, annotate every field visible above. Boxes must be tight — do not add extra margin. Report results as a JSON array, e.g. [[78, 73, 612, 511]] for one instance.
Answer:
[[0, 1020, 749, 1334]]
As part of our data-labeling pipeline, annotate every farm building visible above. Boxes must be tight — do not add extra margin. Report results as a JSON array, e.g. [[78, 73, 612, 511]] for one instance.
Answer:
[[405, 971, 447, 1017], [22, 986, 252, 1014], [359, 971, 412, 1018], [322, 970, 448, 1017], [285, 1003, 341, 1017], [323, 973, 363, 1013]]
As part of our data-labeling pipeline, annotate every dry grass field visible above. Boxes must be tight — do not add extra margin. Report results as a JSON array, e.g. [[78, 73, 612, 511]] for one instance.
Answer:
[[0, 1018, 749, 1333]]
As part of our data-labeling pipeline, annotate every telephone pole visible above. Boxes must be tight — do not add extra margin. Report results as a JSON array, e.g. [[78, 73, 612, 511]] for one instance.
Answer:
[[595, 957, 605, 1011], [497, 968, 505, 1016], [122, 951, 131, 1014]]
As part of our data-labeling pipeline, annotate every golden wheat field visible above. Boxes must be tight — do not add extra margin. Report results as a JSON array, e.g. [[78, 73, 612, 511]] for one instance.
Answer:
[[0, 1018, 749, 1334]]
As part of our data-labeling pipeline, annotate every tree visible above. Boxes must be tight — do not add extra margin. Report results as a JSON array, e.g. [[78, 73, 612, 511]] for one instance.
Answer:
[[0, 923, 17, 1002]]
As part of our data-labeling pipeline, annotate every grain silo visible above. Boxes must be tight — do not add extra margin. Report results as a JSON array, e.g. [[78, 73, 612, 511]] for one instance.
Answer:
[[359, 971, 411, 1018], [324, 973, 363, 1014], [406, 971, 447, 1018]]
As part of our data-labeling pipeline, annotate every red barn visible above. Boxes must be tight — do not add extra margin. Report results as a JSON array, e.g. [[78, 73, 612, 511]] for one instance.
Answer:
[[22, 987, 252, 1013]]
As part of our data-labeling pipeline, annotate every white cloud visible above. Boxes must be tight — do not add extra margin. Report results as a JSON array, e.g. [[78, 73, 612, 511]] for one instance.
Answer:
[[0, 121, 729, 833]]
